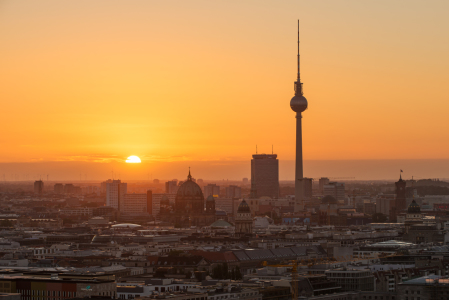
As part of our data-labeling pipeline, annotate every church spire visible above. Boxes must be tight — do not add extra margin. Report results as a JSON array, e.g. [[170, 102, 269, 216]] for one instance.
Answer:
[[188, 167, 192, 181]]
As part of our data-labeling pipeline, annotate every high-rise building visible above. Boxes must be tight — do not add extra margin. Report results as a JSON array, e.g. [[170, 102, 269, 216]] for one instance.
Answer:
[[204, 184, 220, 198], [54, 183, 64, 194], [319, 177, 330, 194], [34, 180, 44, 195], [251, 154, 279, 199], [303, 178, 313, 199], [165, 180, 179, 194], [225, 185, 242, 199], [323, 182, 345, 202], [289, 21, 308, 211], [106, 180, 127, 210]]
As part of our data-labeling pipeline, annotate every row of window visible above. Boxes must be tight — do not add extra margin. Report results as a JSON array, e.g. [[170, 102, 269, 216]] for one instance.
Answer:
[[17, 290, 75, 298]]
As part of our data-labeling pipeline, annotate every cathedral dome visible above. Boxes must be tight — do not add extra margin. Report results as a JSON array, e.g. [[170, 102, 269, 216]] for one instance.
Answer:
[[322, 195, 338, 205], [177, 180, 203, 198], [175, 171, 205, 214], [237, 199, 251, 213], [408, 200, 421, 213]]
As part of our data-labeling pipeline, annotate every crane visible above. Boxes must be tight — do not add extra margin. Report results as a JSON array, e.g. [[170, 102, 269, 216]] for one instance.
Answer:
[[263, 260, 299, 299]]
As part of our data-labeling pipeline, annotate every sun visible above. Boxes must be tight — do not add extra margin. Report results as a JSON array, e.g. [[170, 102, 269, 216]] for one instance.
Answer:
[[125, 155, 141, 163]]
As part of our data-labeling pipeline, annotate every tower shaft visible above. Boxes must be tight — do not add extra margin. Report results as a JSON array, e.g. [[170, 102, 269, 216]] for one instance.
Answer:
[[295, 113, 304, 209]]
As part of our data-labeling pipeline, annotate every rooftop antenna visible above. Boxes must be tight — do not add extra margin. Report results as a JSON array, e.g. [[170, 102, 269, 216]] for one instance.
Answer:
[[272, 145, 273, 155], [256, 145, 258, 154]]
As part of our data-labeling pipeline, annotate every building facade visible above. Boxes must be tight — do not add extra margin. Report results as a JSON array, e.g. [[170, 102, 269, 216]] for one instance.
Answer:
[[106, 180, 127, 210], [235, 200, 253, 236], [251, 154, 279, 199], [203, 184, 220, 198], [34, 180, 44, 195]]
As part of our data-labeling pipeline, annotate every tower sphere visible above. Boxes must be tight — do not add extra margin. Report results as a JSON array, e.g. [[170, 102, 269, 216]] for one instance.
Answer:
[[290, 94, 308, 113]]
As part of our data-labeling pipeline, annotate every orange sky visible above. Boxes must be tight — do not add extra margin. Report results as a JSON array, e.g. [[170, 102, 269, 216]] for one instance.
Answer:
[[1, 1, 449, 177]]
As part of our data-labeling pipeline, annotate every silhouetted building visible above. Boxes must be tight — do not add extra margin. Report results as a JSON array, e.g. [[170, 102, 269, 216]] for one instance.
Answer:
[[34, 180, 44, 195], [304, 177, 313, 199], [323, 182, 345, 202], [390, 175, 406, 222], [251, 154, 279, 199], [235, 200, 253, 236], [165, 180, 178, 194], [205, 195, 216, 214], [161, 170, 215, 227], [54, 183, 64, 194], [319, 177, 330, 194], [203, 184, 220, 198], [225, 185, 242, 199]]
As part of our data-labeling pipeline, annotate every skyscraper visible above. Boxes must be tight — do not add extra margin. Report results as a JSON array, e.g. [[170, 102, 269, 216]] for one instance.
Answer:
[[106, 180, 127, 210], [290, 20, 308, 211], [34, 180, 44, 195], [251, 154, 279, 199]]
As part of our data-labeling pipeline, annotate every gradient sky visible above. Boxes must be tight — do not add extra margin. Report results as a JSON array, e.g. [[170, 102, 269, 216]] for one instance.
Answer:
[[1, 1, 448, 180]]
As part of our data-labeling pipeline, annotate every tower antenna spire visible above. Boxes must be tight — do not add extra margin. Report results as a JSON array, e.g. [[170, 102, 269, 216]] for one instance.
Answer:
[[297, 19, 300, 81], [295, 19, 303, 96]]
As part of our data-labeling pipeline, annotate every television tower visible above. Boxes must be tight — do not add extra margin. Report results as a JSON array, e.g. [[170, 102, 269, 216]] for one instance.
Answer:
[[290, 20, 308, 211]]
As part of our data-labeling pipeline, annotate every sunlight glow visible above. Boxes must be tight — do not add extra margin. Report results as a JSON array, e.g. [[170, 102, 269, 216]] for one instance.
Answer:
[[126, 155, 141, 163]]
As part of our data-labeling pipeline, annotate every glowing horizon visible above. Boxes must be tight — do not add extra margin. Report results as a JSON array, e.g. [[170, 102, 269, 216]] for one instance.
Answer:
[[1, 0, 448, 170]]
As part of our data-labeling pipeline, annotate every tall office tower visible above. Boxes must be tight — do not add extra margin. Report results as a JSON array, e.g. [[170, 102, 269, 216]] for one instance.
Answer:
[[204, 184, 220, 198], [323, 182, 345, 202], [319, 177, 330, 194], [106, 180, 127, 210], [303, 178, 313, 199], [165, 180, 179, 194], [290, 21, 308, 211], [54, 183, 64, 194], [251, 154, 279, 199], [34, 180, 44, 195], [390, 175, 406, 222], [226, 185, 242, 199]]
